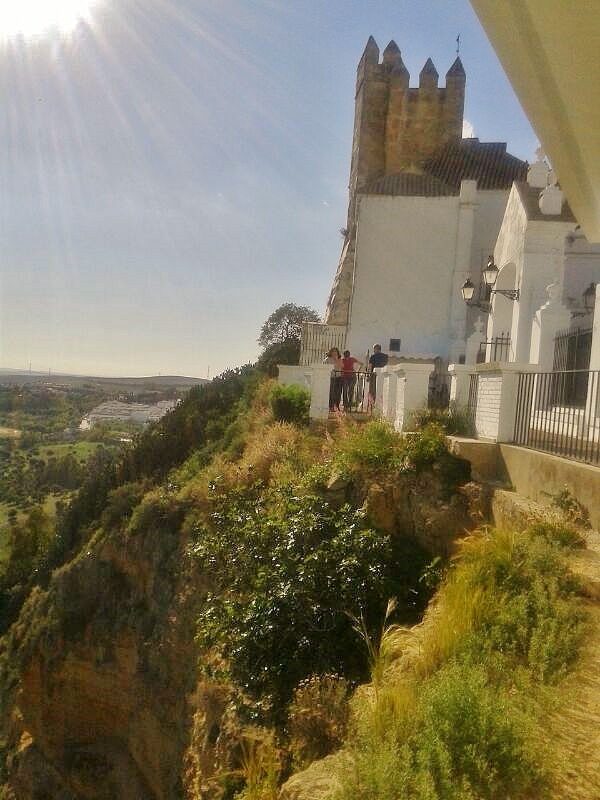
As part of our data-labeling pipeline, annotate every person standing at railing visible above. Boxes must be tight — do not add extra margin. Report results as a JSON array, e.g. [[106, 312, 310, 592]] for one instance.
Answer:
[[341, 349, 361, 410], [368, 343, 388, 404], [324, 347, 343, 411]]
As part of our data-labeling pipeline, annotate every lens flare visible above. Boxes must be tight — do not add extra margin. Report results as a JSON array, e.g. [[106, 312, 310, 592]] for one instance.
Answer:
[[0, 1, 99, 38]]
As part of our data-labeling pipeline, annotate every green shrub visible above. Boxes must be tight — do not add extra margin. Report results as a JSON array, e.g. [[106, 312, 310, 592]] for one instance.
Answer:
[[414, 662, 546, 799], [335, 420, 402, 471], [408, 405, 472, 436], [191, 487, 430, 714], [546, 486, 591, 529], [427, 528, 585, 681], [126, 487, 186, 537], [268, 384, 310, 426], [527, 520, 585, 550], [337, 524, 584, 798], [339, 657, 548, 800], [401, 424, 449, 470]]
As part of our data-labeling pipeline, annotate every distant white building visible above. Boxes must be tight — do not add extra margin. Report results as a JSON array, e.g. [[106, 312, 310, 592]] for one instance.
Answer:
[[79, 399, 177, 430]]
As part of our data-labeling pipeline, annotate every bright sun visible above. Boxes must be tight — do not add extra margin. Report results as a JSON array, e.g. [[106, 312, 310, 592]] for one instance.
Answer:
[[0, 0, 99, 38]]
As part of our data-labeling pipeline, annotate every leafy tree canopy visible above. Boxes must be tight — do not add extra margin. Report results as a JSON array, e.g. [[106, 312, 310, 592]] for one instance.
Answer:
[[257, 303, 320, 350]]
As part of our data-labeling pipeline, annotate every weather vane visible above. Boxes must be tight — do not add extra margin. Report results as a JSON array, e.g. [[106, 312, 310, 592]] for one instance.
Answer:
[[456, 34, 461, 56]]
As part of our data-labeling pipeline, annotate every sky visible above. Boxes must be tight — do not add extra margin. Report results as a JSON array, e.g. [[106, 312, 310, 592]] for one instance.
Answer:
[[0, 0, 539, 379]]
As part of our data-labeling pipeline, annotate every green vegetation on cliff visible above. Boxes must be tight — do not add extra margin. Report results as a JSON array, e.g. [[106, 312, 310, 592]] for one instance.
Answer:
[[333, 522, 587, 800], [0, 365, 593, 800]]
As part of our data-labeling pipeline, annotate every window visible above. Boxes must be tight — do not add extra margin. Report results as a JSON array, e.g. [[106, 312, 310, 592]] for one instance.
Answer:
[[389, 338, 401, 352]]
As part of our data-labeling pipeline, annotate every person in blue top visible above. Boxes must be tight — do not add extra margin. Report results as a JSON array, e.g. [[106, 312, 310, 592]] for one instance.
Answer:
[[368, 344, 388, 402]]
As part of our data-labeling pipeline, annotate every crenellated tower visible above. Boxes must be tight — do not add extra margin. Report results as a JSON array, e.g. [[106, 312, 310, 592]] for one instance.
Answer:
[[346, 37, 465, 231], [327, 38, 466, 326]]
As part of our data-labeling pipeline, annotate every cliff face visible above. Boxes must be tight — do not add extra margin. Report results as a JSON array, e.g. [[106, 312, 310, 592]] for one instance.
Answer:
[[0, 456, 474, 799], [1, 499, 201, 799]]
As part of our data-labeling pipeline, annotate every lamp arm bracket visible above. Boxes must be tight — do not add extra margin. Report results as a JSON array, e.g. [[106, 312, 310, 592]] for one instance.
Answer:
[[491, 288, 520, 301]]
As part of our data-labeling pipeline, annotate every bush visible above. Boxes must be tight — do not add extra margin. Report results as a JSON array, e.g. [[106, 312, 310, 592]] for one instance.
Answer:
[[268, 384, 310, 426], [343, 662, 535, 800], [401, 424, 449, 470], [336, 525, 582, 800], [527, 520, 586, 550], [412, 662, 546, 799], [420, 527, 585, 681], [334, 420, 402, 472], [408, 406, 472, 436], [191, 488, 429, 713]]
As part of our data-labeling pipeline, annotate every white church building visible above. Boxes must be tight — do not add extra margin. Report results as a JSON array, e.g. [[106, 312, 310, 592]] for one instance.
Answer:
[[305, 37, 528, 368], [283, 36, 600, 451]]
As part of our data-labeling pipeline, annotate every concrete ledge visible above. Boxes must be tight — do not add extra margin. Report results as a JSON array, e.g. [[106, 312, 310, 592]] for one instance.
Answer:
[[490, 488, 548, 531], [447, 437, 508, 483], [499, 444, 600, 531], [449, 437, 600, 530]]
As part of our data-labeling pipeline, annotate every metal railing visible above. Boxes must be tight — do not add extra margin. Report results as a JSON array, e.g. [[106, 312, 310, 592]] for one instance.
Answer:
[[477, 333, 511, 363], [553, 326, 592, 371], [514, 369, 600, 465], [467, 372, 479, 433], [329, 370, 374, 415]]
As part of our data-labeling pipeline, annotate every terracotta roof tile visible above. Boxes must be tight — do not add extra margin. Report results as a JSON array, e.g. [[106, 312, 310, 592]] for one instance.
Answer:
[[362, 172, 455, 197], [425, 139, 527, 191], [361, 140, 528, 198]]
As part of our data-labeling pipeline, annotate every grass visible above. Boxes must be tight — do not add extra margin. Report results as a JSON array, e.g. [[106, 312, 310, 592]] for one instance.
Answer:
[[36, 441, 104, 464], [0, 510, 11, 565], [348, 598, 408, 694], [335, 521, 588, 800], [0, 428, 21, 440]]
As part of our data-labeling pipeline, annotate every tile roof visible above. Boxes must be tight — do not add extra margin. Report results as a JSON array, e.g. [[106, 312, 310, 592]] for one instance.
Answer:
[[360, 139, 528, 198], [426, 139, 528, 191], [362, 172, 456, 197]]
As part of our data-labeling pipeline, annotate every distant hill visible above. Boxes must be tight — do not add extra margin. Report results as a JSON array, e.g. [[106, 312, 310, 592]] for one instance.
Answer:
[[0, 370, 209, 390]]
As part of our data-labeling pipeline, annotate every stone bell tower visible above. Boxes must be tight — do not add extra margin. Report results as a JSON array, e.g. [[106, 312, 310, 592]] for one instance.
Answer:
[[346, 37, 465, 232], [326, 38, 466, 325]]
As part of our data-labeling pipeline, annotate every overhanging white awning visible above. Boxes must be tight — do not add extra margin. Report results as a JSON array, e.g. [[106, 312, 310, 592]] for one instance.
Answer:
[[470, 0, 600, 242]]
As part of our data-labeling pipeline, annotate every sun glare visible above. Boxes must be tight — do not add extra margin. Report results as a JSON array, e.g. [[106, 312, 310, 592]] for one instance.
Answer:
[[0, 0, 99, 38]]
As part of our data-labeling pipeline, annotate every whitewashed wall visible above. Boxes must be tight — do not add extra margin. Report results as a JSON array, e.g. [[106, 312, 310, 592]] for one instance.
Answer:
[[491, 184, 579, 364], [345, 185, 511, 365], [474, 372, 503, 440]]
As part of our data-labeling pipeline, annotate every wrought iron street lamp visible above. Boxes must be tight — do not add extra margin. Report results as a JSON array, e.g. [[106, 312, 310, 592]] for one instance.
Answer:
[[461, 257, 520, 307], [572, 282, 596, 317]]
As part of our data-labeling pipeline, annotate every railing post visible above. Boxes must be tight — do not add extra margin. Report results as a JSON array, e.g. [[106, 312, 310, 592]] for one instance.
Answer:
[[448, 363, 474, 408], [529, 285, 571, 370], [277, 364, 332, 421], [399, 362, 435, 430], [308, 364, 335, 421], [381, 366, 399, 424], [371, 368, 385, 415], [472, 362, 531, 442], [585, 289, 600, 423]]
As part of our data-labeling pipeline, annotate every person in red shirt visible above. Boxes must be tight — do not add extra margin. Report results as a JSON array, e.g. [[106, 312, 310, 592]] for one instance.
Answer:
[[341, 349, 361, 410]]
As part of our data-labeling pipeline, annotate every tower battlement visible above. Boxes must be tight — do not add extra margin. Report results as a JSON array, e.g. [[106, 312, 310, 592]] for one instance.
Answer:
[[349, 37, 466, 226]]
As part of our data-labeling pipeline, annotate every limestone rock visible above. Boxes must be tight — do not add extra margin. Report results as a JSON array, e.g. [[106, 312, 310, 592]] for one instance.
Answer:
[[279, 752, 348, 800]]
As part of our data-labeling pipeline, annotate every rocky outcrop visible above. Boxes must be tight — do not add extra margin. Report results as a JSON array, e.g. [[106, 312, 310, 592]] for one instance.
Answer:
[[279, 752, 348, 800], [1, 507, 200, 799], [0, 451, 475, 799]]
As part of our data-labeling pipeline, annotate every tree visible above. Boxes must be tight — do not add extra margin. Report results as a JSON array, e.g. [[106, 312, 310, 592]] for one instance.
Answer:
[[257, 303, 320, 350]]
